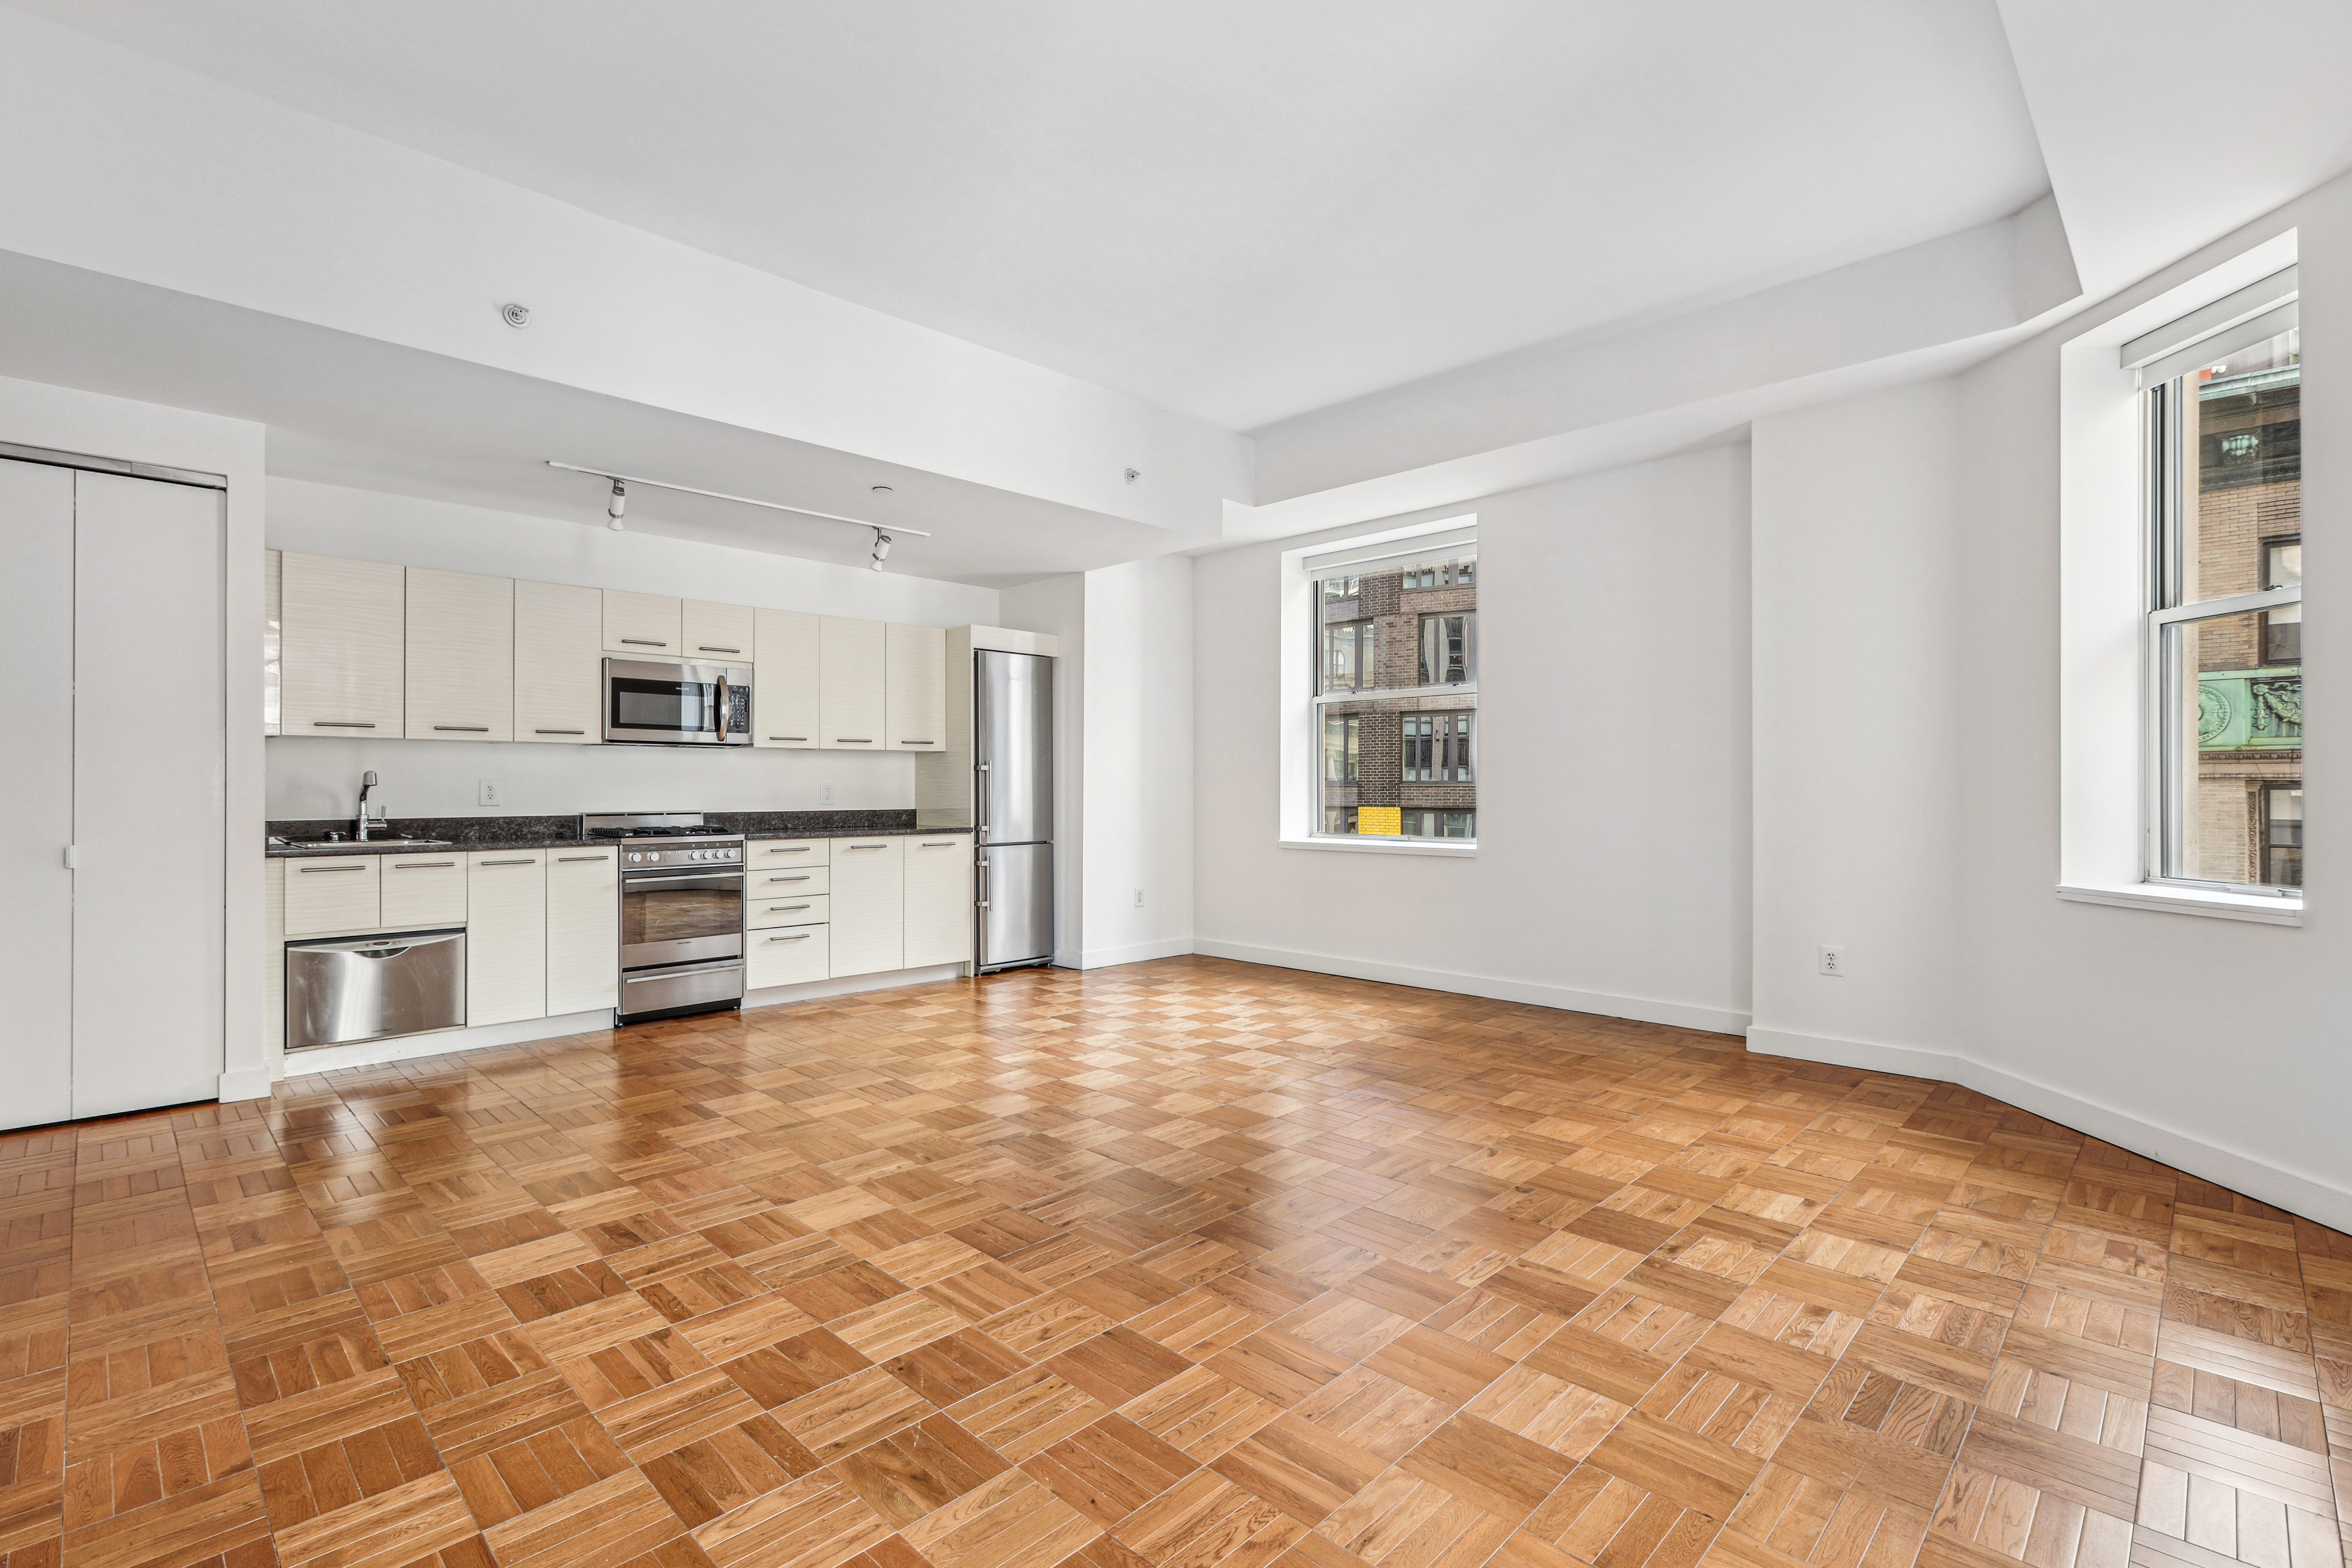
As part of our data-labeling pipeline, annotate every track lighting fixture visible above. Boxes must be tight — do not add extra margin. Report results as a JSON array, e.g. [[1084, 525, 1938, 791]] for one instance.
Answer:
[[547, 462, 931, 562]]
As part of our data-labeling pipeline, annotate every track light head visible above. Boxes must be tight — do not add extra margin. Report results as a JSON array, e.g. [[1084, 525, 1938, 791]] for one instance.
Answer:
[[871, 529, 892, 571], [606, 478, 627, 522]]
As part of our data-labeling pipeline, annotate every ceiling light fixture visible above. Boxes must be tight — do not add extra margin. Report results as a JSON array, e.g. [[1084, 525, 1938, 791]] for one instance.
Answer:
[[548, 462, 931, 556]]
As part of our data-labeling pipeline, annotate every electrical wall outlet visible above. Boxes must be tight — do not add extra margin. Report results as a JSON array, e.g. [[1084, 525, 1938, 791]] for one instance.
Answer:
[[478, 778, 501, 807], [1134, 888, 1144, 907], [1818, 944, 1845, 977], [819, 782, 835, 806]]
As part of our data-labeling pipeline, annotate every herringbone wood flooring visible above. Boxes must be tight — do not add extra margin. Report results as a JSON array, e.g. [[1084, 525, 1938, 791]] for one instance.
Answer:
[[5, 956, 2350, 1568]]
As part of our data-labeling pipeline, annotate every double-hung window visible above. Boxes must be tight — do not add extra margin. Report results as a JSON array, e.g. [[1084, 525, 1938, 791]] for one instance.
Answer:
[[1304, 522, 1478, 842], [2140, 286, 2301, 892]]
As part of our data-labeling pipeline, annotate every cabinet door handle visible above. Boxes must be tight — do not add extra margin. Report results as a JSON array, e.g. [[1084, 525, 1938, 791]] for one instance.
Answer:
[[846, 843, 886, 850], [767, 736, 808, 742], [766, 932, 812, 941], [480, 858, 537, 866], [766, 903, 812, 912], [767, 874, 811, 883], [299, 864, 367, 873], [312, 721, 376, 728], [920, 841, 959, 847], [535, 728, 585, 735], [394, 861, 456, 869], [900, 739, 936, 745], [763, 846, 811, 853], [835, 737, 873, 743], [620, 638, 668, 646], [698, 645, 742, 654], [433, 725, 490, 732], [558, 855, 610, 862]]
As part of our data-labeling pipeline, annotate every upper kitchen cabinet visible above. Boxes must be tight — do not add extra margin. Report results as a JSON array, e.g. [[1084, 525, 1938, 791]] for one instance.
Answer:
[[603, 589, 681, 657], [683, 601, 755, 664], [282, 552, 405, 736], [885, 623, 947, 751], [820, 616, 886, 750], [754, 608, 820, 749], [514, 580, 602, 743], [405, 568, 514, 741]]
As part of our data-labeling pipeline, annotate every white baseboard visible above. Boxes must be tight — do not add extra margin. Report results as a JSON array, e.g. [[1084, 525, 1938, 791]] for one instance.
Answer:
[[1747, 1025, 2352, 1234], [278, 1009, 620, 1079], [746, 964, 967, 1010], [1071, 938, 1195, 971], [217, 1067, 273, 1103], [1194, 939, 1751, 1036]]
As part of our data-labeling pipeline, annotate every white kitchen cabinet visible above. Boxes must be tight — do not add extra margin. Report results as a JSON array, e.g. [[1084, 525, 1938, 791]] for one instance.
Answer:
[[263, 549, 282, 735], [514, 580, 603, 743], [753, 609, 821, 748], [903, 834, 974, 968], [603, 589, 682, 657], [827, 836, 903, 976], [284, 856, 382, 936], [684, 600, 756, 663], [748, 837, 829, 869], [467, 851, 547, 1026], [885, 623, 947, 752], [282, 552, 406, 736], [819, 616, 886, 750], [379, 854, 467, 929], [749, 924, 828, 988], [546, 848, 619, 1015], [406, 567, 514, 741]]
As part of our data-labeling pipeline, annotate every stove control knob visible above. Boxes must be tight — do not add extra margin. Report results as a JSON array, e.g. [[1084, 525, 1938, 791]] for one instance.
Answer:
[[625, 851, 641, 864], [647, 851, 661, 862]]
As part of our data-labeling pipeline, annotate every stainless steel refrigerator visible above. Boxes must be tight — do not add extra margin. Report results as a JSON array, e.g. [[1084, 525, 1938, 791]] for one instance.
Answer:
[[975, 650, 1054, 970]]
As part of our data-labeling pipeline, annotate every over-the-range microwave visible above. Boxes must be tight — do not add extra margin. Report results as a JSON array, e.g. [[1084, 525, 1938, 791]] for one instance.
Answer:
[[603, 656, 753, 746]]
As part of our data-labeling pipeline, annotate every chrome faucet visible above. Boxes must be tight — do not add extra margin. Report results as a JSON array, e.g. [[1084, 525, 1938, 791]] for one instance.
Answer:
[[356, 770, 384, 841]]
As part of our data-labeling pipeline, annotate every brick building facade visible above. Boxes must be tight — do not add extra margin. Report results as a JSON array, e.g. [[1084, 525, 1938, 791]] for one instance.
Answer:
[[1318, 560, 1478, 837]]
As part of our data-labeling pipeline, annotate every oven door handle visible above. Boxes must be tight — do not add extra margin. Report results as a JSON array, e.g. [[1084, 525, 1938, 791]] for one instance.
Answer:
[[622, 869, 744, 889]]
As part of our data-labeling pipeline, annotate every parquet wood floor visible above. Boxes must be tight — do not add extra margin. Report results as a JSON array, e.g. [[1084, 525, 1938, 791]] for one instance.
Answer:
[[5, 956, 2349, 1568]]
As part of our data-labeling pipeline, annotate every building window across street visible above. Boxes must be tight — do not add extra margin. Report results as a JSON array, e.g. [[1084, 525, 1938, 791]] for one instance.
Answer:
[[2141, 307, 2300, 894], [1309, 529, 1478, 844]]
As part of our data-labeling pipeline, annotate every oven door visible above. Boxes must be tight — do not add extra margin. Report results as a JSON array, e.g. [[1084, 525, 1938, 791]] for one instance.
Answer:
[[620, 866, 744, 968], [604, 658, 753, 746]]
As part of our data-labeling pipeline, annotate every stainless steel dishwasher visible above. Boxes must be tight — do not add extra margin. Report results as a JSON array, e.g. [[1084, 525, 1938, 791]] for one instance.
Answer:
[[286, 928, 466, 1050]]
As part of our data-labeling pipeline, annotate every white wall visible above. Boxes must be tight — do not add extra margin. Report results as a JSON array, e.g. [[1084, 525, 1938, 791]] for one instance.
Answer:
[[1749, 382, 1962, 1060], [1750, 171, 2352, 1228], [0, 371, 270, 1100], [1079, 556, 1195, 967], [265, 478, 995, 821], [1192, 445, 1753, 1032]]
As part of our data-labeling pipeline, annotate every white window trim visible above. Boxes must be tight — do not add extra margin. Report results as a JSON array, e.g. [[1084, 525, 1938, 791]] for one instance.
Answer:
[[2058, 231, 2302, 924], [1279, 514, 1479, 856]]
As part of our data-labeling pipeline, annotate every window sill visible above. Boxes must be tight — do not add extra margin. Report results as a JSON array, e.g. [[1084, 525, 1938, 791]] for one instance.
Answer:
[[1281, 835, 1477, 858], [2057, 882, 2302, 926]]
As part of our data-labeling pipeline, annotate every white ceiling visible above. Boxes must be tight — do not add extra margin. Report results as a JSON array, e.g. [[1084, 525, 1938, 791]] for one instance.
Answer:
[[5, 0, 2052, 432]]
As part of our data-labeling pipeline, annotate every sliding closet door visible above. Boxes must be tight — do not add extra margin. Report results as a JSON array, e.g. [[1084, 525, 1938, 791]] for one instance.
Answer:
[[0, 460, 75, 1130], [72, 471, 225, 1117]]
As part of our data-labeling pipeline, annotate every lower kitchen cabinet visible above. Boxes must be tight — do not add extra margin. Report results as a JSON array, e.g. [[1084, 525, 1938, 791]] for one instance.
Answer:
[[379, 853, 467, 928], [828, 836, 903, 976], [467, 851, 547, 1026], [748, 923, 828, 987], [904, 834, 973, 967], [546, 848, 619, 1014], [285, 856, 381, 935]]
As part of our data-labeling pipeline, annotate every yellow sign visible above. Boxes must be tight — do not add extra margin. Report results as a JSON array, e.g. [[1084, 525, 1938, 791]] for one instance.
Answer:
[[1356, 807, 1401, 836]]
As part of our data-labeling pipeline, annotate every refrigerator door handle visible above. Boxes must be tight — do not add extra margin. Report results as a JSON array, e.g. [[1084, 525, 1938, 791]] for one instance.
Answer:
[[976, 760, 989, 841], [977, 852, 990, 910]]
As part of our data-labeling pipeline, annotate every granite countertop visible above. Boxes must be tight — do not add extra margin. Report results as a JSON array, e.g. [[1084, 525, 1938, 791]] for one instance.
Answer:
[[264, 810, 932, 857]]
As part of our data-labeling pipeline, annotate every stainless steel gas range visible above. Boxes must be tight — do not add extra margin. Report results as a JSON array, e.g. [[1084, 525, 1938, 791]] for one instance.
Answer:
[[584, 812, 747, 1025]]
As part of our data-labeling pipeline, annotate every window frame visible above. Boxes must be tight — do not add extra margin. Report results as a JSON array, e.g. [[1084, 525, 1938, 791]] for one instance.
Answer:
[[2138, 337, 2302, 899], [1284, 515, 1481, 855]]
